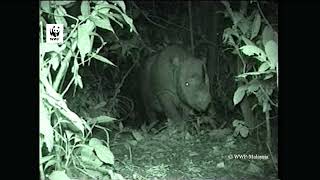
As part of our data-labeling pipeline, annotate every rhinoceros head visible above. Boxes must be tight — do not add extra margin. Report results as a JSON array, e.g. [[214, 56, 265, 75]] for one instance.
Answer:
[[172, 56, 212, 112]]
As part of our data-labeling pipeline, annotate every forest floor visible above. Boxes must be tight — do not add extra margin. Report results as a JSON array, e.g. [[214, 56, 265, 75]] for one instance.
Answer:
[[101, 121, 279, 180]]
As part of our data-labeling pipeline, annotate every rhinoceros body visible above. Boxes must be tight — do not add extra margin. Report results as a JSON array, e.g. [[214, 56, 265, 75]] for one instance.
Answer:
[[140, 45, 211, 124]]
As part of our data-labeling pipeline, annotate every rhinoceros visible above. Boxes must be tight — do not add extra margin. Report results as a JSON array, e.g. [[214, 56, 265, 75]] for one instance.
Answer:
[[140, 45, 212, 125]]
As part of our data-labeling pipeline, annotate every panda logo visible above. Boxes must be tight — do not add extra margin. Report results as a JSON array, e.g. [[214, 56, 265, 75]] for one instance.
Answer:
[[49, 26, 60, 37]]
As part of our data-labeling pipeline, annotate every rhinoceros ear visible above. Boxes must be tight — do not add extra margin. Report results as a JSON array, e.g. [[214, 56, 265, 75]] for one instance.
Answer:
[[171, 56, 181, 67]]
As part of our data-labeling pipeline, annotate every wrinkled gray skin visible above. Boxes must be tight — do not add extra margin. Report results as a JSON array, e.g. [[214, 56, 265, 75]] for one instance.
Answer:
[[140, 45, 211, 124]]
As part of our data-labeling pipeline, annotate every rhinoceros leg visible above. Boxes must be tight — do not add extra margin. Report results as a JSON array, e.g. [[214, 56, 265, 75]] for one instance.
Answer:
[[157, 93, 186, 131]]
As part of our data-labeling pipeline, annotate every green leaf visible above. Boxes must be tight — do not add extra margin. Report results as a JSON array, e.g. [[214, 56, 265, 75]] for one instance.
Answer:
[[223, 28, 240, 41], [49, 53, 60, 71], [112, 0, 126, 13], [247, 80, 260, 92], [65, 111, 85, 133], [239, 126, 249, 138], [232, 119, 244, 127], [233, 126, 240, 137], [236, 69, 276, 78], [49, 170, 71, 180], [250, 13, 261, 40], [95, 2, 110, 16], [241, 36, 255, 45], [263, 101, 271, 112], [80, 145, 103, 167], [90, 16, 115, 33], [53, 1, 75, 6], [40, 43, 66, 58], [94, 144, 115, 165], [93, 115, 116, 123], [40, 1, 51, 13], [77, 20, 94, 63], [89, 53, 116, 66], [107, 13, 124, 28], [54, 6, 68, 27], [262, 25, 277, 46], [232, 11, 244, 25], [240, 45, 267, 62], [40, 155, 54, 165], [89, 138, 104, 147], [81, 1, 91, 17], [265, 40, 278, 70], [264, 74, 274, 80], [110, 172, 126, 180], [121, 13, 138, 33], [238, 19, 250, 35], [132, 130, 144, 141], [233, 86, 247, 105], [65, 130, 74, 140], [44, 159, 57, 171], [40, 99, 54, 152], [75, 75, 83, 89], [258, 62, 270, 72]]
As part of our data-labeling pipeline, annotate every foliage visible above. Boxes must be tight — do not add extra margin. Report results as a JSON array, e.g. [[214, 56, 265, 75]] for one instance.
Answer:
[[39, 1, 137, 179], [221, 1, 278, 140]]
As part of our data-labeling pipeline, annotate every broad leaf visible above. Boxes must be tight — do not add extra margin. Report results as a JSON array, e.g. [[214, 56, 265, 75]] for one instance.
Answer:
[[81, 1, 91, 17], [241, 36, 255, 46], [49, 170, 71, 180], [247, 80, 260, 92], [107, 13, 124, 28], [75, 75, 83, 89], [90, 53, 116, 66], [112, 0, 126, 13], [239, 126, 249, 137], [40, 1, 51, 13], [258, 62, 270, 72], [121, 13, 138, 33], [80, 145, 103, 167], [40, 155, 54, 165], [250, 13, 261, 39], [264, 74, 274, 80], [262, 26, 277, 46], [265, 40, 278, 70], [90, 16, 115, 33], [232, 119, 245, 127], [53, 1, 75, 6], [236, 69, 276, 78], [49, 53, 60, 71], [93, 115, 116, 123], [54, 6, 68, 27], [77, 20, 94, 63], [95, 144, 115, 165], [89, 138, 104, 147], [132, 130, 144, 141], [233, 86, 247, 105], [240, 45, 267, 62], [95, 2, 110, 16]]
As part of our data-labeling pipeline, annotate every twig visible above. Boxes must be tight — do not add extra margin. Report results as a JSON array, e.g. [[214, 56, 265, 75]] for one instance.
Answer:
[[108, 61, 137, 111], [259, 85, 278, 107], [53, 38, 78, 91], [130, 1, 168, 30], [188, 1, 194, 55], [250, 120, 265, 130], [266, 141, 278, 172], [39, 144, 45, 180], [256, 1, 273, 30]]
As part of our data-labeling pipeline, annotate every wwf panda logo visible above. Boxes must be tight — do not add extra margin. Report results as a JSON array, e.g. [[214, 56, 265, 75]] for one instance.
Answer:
[[49, 26, 60, 37]]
